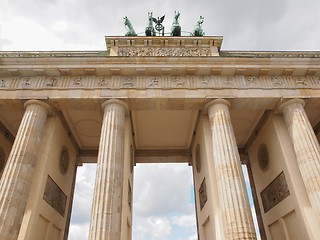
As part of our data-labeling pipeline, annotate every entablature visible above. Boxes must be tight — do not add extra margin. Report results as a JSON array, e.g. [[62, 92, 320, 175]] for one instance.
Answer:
[[0, 57, 320, 77]]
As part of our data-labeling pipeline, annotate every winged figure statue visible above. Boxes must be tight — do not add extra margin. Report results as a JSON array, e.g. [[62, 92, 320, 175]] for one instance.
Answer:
[[153, 15, 165, 36], [153, 15, 165, 25]]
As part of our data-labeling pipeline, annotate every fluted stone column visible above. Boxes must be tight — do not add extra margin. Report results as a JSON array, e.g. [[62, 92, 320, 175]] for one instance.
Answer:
[[89, 99, 128, 240], [0, 100, 51, 240], [206, 99, 256, 240], [279, 99, 320, 215]]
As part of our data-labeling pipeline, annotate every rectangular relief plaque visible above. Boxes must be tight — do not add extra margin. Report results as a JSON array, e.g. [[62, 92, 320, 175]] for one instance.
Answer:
[[199, 178, 207, 210], [43, 175, 67, 217], [128, 180, 132, 210], [260, 171, 290, 213]]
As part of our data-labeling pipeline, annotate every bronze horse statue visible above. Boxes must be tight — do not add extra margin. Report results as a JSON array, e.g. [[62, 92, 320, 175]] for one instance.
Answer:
[[145, 12, 156, 36], [191, 16, 205, 36], [124, 16, 137, 36], [171, 11, 181, 36]]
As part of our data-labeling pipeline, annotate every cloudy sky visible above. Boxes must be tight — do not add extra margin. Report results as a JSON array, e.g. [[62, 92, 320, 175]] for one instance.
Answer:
[[1, 0, 320, 52], [68, 163, 257, 240], [1, 0, 319, 239], [69, 163, 199, 240]]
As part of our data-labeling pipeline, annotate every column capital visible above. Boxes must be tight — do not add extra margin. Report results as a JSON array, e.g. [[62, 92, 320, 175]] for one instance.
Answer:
[[278, 98, 305, 113], [24, 100, 52, 114], [101, 99, 129, 115], [205, 98, 231, 111]]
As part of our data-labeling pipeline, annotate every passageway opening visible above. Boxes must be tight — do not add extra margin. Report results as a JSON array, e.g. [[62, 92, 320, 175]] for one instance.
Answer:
[[133, 163, 198, 240]]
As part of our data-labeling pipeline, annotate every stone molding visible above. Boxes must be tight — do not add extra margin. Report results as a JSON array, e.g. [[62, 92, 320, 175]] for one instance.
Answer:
[[0, 75, 318, 90]]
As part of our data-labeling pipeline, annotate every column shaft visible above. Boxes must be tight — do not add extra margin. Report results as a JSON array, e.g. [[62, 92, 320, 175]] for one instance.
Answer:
[[0, 100, 50, 240], [279, 99, 320, 215], [206, 99, 256, 240], [89, 99, 128, 240]]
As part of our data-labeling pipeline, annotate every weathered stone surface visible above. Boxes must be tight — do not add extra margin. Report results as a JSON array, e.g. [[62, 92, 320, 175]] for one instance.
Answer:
[[43, 175, 67, 217], [196, 144, 201, 173], [130, 145, 134, 173], [89, 99, 128, 240], [260, 172, 290, 213], [206, 99, 256, 240], [279, 99, 320, 216], [258, 144, 269, 171], [0, 100, 50, 240], [59, 146, 69, 175]]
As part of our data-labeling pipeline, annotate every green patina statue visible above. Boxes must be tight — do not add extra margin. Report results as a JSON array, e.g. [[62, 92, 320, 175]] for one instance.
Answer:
[[145, 12, 156, 36], [191, 16, 205, 36], [123, 12, 206, 37], [124, 16, 137, 36], [171, 11, 181, 36]]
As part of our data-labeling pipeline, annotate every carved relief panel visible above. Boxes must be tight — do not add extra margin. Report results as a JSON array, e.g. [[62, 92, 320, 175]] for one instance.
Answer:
[[260, 172, 290, 213], [43, 175, 67, 217], [199, 178, 207, 210], [118, 47, 211, 57], [128, 181, 132, 210]]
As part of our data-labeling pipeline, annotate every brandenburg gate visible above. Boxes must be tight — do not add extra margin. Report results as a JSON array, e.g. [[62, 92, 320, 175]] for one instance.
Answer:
[[0, 25, 320, 240]]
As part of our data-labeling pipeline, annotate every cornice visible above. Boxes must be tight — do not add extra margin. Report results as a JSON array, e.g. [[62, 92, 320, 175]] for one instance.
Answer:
[[0, 56, 319, 77]]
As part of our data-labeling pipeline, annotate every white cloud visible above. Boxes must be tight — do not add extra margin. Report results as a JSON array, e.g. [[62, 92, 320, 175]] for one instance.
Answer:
[[133, 216, 172, 240], [133, 163, 194, 217], [251, 206, 261, 240], [149, 217, 172, 239], [69, 163, 197, 240], [69, 222, 90, 240], [70, 164, 96, 224], [242, 165, 250, 186], [189, 234, 198, 240], [51, 20, 69, 33], [132, 163, 197, 240], [171, 215, 196, 229]]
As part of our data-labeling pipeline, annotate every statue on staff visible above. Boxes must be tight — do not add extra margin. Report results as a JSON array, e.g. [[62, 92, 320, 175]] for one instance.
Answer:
[[153, 15, 165, 36]]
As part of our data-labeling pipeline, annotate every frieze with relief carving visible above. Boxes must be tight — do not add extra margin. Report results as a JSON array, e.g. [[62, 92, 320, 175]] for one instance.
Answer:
[[0, 75, 319, 90], [118, 47, 211, 57]]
